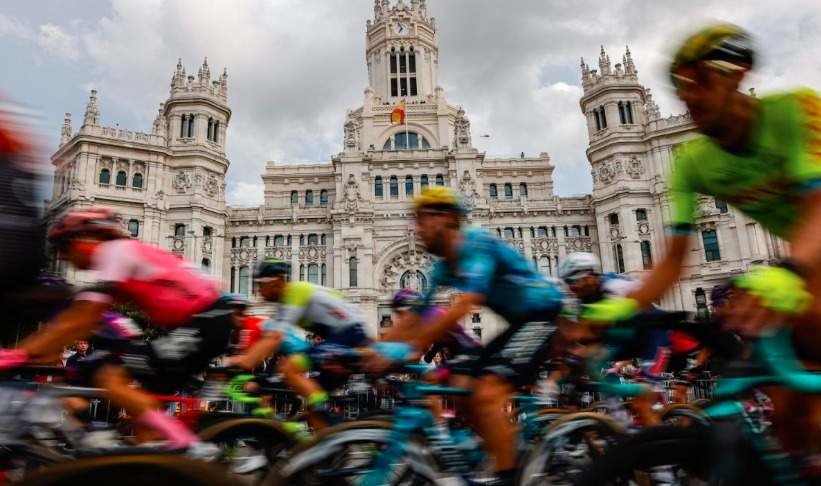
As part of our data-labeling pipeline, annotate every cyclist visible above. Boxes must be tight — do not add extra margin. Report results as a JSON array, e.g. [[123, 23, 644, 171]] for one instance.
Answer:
[[583, 23, 821, 464], [229, 259, 371, 430], [0, 207, 233, 451], [372, 186, 564, 485]]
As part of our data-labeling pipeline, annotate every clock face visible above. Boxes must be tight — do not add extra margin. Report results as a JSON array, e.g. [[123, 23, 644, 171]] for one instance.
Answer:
[[397, 22, 409, 35]]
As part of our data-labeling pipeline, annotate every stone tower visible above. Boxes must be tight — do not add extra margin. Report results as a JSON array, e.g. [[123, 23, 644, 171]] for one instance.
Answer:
[[580, 46, 659, 276]]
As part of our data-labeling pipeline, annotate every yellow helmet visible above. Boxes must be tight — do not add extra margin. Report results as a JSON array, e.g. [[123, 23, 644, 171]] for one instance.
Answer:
[[670, 23, 754, 85], [413, 186, 465, 214]]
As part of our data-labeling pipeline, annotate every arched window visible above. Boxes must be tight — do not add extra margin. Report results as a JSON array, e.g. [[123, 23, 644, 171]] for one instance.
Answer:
[[299, 264, 305, 281], [570, 225, 581, 237], [116, 170, 127, 187], [593, 109, 602, 131], [203, 226, 212, 237], [231, 237, 237, 248], [599, 106, 607, 128], [503, 227, 515, 239], [320, 190, 328, 207], [127, 219, 139, 237], [320, 234, 326, 245], [290, 191, 298, 206], [640, 240, 653, 269], [187, 114, 195, 138], [618, 101, 627, 124], [273, 235, 284, 247], [230, 267, 236, 292], [239, 266, 250, 296], [503, 183, 513, 199], [537, 226, 548, 238], [615, 244, 626, 273], [551, 226, 557, 237], [307, 234, 318, 245], [405, 175, 414, 196], [584, 225, 590, 236], [625, 102, 634, 124], [99, 168, 111, 185], [132, 173, 143, 189], [420, 175, 429, 191], [374, 176, 384, 198], [201, 258, 210, 270], [299, 234, 305, 246], [435, 174, 444, 186], [321, 264, 327, 286], [213, 121, 219, 143], [383, 131, 431, 150], [400, 270, 428, 291], [239, 236, 251, 248], [563, 225, 569, 237], [519, 183, 528, 198], [635, 209, 648, 221], [389, 176, 399, 199], [539, 256, 552, 277], [530, 227, 535, 238], [174, 224, 185, 237], [496, 228, 502, 238], [180, 114, 188, 138], [349, 257, 358, 287], [207, 117, 214, 141], [388, 46, 418, 97], [489, 184, 498, 199], [307, 263, 319, 284], [287, 235, 292, 246], [305, 190, 314, 207]]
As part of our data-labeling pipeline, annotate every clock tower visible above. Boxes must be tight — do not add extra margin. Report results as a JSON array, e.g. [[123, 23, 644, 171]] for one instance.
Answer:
[[366, 0, 439, 101]]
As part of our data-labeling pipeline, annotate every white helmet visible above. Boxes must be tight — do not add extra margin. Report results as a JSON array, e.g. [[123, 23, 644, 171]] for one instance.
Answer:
[[557, 252, 601, 283]]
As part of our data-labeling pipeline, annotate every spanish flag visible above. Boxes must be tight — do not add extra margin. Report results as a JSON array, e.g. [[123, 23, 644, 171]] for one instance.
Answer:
[[390, 100, 406, 125]]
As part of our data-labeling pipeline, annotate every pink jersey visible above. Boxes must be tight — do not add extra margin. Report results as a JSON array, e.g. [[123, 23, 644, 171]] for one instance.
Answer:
[[76, 239, 220, 327]]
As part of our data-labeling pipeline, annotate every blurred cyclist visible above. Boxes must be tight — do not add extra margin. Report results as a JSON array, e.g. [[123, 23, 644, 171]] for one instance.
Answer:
[[0, 207, 231, 451], [371, 186, 564, 485], [583, 23, 821, 462], [229, 259, 371, 430]]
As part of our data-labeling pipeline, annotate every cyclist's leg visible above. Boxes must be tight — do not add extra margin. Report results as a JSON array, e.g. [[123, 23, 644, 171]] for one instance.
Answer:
[[278, 353, 329, 430], [92, 363, 200, 447], [470, 318, 558, 478]]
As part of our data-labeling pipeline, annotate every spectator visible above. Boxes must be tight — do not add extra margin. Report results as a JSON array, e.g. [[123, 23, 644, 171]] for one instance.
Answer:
[[65, 340, 90, 368]]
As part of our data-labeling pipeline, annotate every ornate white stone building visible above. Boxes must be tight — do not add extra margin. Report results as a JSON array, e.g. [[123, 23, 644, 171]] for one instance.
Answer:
[[48, 0, 786, 339]]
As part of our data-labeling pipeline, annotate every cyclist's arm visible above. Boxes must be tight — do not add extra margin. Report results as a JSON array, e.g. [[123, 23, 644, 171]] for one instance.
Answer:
[[409, 292, 485, 351], [231, 331, 282, 371], [627, 234, 689, 309], [787, 189, 821, 271], [625, 159, 696, 309], [18, 300, 108, 360]]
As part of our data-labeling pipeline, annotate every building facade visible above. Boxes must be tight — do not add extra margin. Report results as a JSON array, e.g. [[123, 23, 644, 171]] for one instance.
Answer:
[[48, 0, 785, 340]]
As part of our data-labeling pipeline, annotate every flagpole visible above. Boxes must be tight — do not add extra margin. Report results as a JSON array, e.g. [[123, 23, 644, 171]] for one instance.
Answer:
[[404, 98, 409, 149]]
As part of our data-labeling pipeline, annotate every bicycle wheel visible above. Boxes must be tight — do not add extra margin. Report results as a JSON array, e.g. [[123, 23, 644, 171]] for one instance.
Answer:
[[574, 425, 710, 486], [197, 418, 299, 485], [659, 403, 709, 427], [519, 412, 627, 486], [18, 454, 234, 486], [266, 420, 438, 486]]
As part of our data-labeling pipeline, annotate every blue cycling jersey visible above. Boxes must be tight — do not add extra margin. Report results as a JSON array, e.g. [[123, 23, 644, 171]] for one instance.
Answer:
[[420, 228, 563, 325]]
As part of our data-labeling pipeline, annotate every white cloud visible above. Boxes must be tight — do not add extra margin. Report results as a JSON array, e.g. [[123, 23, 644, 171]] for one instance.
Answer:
[[226, 181, 265, 208], [37, 23, 81, 60], [5, 0, 821, 204]]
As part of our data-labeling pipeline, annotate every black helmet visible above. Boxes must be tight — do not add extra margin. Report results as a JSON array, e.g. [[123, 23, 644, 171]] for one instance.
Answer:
[[254, 258, 291, 279]]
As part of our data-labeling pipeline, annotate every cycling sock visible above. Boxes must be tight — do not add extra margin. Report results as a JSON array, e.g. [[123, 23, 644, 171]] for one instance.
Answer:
[[137, 410, 200, 449], [306, 391, 329, 409]]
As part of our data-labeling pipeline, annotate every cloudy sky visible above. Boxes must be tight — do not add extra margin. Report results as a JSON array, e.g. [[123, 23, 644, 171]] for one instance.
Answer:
[[3, 0, 821, 206]]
